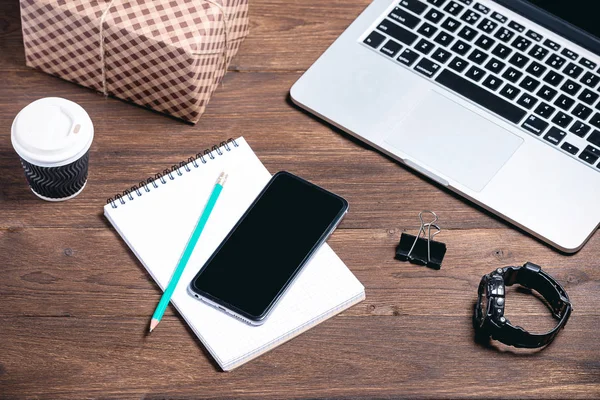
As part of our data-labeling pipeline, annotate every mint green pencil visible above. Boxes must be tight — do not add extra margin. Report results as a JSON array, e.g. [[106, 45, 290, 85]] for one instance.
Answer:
[[149, 172, 227, 332]]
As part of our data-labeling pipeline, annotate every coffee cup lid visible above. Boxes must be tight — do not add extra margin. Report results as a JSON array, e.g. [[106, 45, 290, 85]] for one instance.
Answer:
[[11, 97, 94, 167]]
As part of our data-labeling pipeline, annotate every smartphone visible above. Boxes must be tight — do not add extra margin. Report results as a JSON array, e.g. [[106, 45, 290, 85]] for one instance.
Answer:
[[188, 171, 348, 325]]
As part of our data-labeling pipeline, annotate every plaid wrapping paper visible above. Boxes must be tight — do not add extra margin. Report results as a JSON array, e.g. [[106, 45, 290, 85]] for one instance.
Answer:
[[19, 0, 249, 123]]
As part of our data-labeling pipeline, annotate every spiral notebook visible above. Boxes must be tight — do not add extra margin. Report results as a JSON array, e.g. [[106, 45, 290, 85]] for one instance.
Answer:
[[103, 137, 365, 371]]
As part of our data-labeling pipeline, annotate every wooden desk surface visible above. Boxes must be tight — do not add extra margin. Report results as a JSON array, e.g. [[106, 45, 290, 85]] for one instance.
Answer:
[[1, 1, 599, 398]]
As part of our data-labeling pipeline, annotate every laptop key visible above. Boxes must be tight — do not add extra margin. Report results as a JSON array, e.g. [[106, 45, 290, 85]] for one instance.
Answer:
[[491, 12, 508, 24], [460, 10, 481, 25], [435, 69, 526, 123], [427, 0, 448, 6], [521, 115, 548, 135], [492, 43, 512, 60], [580, 71, 600, 88], [519, 76, 540, 92], [526, 61, 547, 77], [482, 74, 503, 91], [570, 121, 591, 138], [525, 30, 543, 42], [499, 83, 520, 100], [546, 54, 566, 70], [485, 58, 506, 74], [432, 48, 452, 63], [561, 79, 582, 96], [415, 38, 435, 54], [508, 52, 529, 68], [578, 88, 599, 105], [537, 85, 558, 101], [517, 93, 538, 110], [473, 3, 490, 14], [448, 56, 469, 72], [561, 142, 579, 155], [418, 22, 439, 38], [588, 130, 600, 147], [534, 102, 555, 118], [364, 31, 386, 49], [573, 104, 593, 120], [474, 34, 495, 50], [465, 65, 486, 81], [561, 48, 578, 61], [579, 146, 600, 164], [457, 0, 472, 4], [441, 17, 461, 32], [380, 40, 403, 57], [468, 48, 488, 65], [443, 1, 464, 16], [434, 31, 455, 47], [508, 21, 525, 33], [544, 127, 566, 145], [399, 0, 428, 15], [458, 26, 478, 42], [564, 63, 584, 79], [477, 18, 497, 34], [425, 8, 445, 24], [529, 45, 549, 61], [388, 7, 422, 29], [451, 40, 471, 55], [502, 67, 522, 83], [494, 28, 515, 43], [590, 113, 600, 129], [414, 58, 441, 77], [543, 70, 564, 87], [552, 112, 573, 128], [579, 57, 597, 70], [397, 48, 420, 66], [554, 94, 575, 111], [512, 36, 532, 51], [377, 20, 418, 45], [543, 39, 560, 52]]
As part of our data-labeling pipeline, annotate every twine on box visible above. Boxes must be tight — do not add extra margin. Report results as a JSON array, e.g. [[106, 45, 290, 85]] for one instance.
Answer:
[[98, 0, 230, 96]]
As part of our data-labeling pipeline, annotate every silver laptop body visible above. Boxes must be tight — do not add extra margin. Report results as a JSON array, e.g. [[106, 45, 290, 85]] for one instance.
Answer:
[[291, 0, 600, 252]]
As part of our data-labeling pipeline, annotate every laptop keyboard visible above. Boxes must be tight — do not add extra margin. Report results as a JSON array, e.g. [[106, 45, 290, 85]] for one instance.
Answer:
[[362, 0, 600, 172]]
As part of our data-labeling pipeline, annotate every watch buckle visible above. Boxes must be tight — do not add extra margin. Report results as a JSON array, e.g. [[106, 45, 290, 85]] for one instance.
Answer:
[[553, 295, 572, 320]]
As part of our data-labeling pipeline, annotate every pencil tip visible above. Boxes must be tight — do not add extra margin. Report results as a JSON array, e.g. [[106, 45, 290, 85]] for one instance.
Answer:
[[217, 172, 228, 186], [149, 319, 159, 333]]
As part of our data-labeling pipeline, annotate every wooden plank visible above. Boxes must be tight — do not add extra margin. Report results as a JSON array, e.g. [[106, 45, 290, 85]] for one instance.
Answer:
[[1, 228, 598, 319], [0, 315, 598, 399]]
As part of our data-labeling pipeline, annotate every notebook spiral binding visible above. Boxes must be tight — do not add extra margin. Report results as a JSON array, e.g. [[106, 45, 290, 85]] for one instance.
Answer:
[[106, 138, 238, 209]]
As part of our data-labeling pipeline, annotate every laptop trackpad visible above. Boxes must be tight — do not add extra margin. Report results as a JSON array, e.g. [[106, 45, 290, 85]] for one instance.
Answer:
[[383, 91, 523, 192]]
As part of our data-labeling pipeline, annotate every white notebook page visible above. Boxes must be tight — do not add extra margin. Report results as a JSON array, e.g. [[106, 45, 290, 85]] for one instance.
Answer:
[[104, 137, 365, 370]]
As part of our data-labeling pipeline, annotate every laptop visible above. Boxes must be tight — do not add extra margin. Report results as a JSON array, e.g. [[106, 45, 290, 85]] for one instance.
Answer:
[[291, 0, 600, 252]]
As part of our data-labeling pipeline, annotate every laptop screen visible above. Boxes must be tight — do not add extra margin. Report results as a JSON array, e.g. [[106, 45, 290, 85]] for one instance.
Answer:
[[523, 1, 600, 39]]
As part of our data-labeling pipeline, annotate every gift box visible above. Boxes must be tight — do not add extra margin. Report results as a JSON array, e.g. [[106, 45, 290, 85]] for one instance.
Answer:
[[19, 0, 249, 123]]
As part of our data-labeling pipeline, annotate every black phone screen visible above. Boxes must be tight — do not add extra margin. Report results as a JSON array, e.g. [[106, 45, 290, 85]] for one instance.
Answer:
[[190, 172, 348, 320]]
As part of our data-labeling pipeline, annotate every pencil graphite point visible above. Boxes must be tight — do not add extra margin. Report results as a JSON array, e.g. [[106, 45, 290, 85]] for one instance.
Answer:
[[149, 318, 159, 333], [217, 172, 228, 186]]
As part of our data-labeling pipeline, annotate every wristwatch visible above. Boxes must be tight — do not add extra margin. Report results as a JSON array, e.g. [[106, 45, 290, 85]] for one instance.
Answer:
[[474, 262, 572, 349]]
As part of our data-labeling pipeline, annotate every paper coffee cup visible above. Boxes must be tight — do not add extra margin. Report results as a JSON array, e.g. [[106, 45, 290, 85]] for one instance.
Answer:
[[11, 97, 94, 201]]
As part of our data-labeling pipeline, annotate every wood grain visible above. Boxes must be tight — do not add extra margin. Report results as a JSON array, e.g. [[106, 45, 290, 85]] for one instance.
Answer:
[[0, 0, 599, 398]]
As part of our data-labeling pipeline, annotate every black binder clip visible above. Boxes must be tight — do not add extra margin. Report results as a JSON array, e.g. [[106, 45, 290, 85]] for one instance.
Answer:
[[395, 211, 447, 270]]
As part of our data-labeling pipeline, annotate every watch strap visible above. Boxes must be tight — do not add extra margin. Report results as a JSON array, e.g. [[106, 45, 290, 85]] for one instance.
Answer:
[[496, 262, 572, 348]]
